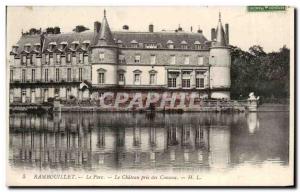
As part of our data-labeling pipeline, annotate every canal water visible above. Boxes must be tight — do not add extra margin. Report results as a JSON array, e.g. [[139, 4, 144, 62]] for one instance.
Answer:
[[9, 112, 289, 173]]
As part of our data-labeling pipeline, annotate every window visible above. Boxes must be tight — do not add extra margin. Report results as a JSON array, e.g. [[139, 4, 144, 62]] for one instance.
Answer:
[[22, 55, 27, 65], [170, 55, 176, 65], [99, 52, 105, 62], [181, 45, 188, 49], [79, 68, 83, 81], [10, 70, 13, 81], [119, 73, 125, 82], [198, 56, 204, 65], [134, 74, 140, 84], [55, 68, 60, 82], [21, 69, 26, 83], [134, 55, 141, 63], [168, 44, 174, 49], [149, 73, 156, 85], [44, 69, 49, 82], [182, 71, 191, 88], [131, 41, 138, 48], [67, 68, 72, 81], [181, 41, 188, 49], [196, 78, 205, 88], [168, 72, 178, 88], [79, 53, 83, 63], [210, 56, 216, 65], [196, 72, 205, 88], [184, 56, 190, 65], [56, 54, 61, 64], [49, 54, 53, 65], [98, 73, 105, 84], [150, 55, 156, 65], [31, 69, 35, 82], [182, 79, 190, 88], [72, 54, 76, 64], [66, 53, 71, 63], [145, 43, 157, 49], [168, 77, 176, 88], [54, 88, 60, 97], [29, 55, 33, 65], [119, 55, 125, 63], [195, 44, 201, 49], [45, 54, 50, 64]]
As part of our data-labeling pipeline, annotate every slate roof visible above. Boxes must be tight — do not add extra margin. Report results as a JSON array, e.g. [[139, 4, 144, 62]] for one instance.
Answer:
[[13, 28, 210, 55], [112, 31, 209, 49]]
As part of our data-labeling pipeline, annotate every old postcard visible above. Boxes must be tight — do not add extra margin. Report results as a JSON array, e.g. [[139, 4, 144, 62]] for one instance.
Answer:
[[6, 6, 294, 186]]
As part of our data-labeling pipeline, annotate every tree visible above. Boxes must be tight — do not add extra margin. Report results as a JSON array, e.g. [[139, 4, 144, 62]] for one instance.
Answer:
[[73, 25, 89, 33], [230, 45, 290, 102]]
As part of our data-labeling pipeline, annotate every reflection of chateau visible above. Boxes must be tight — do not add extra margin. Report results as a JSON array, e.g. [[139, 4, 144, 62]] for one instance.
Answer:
[[9, 113, 233, 171], [9, 10, 231, 105]]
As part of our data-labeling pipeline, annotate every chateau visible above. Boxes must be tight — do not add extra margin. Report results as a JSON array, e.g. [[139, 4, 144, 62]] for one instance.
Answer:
[[9, 10, 231, 104]]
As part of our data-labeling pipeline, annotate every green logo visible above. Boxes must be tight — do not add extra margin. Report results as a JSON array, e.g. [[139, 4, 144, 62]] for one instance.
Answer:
[[247, 6, 286, 12]]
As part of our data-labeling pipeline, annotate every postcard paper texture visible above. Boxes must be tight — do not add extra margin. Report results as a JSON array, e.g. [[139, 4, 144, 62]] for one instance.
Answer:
[[6, 6, 294, 186]]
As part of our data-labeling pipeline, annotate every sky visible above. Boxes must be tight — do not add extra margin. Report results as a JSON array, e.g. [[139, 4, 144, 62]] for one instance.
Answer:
[[6, 6, 293, 54]]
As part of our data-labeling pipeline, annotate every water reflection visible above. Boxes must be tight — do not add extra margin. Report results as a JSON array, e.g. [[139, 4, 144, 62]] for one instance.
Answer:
[[9, 112, 289, 172]]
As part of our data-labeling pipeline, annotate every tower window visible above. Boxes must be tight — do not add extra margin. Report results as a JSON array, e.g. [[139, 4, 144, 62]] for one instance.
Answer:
[[149, 73, 156, 85], [98, 72, 105, 84], [134, 55, 141, 63], [99, 52, 105, 62]]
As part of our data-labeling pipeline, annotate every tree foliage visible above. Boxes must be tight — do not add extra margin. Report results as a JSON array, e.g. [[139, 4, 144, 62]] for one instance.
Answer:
[[230, 45, 290, 101], [73, 25, 89, 33]]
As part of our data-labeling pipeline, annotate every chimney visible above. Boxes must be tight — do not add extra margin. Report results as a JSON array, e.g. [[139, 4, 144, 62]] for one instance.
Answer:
[[190, 26, 193, 32], [94, 21, 101, 33], [178, 25, 183, 32], [211, 28, 216, 41], [123, 25, 129, 30], [225, 23, 229, 44], [149, 24, 154, 32]]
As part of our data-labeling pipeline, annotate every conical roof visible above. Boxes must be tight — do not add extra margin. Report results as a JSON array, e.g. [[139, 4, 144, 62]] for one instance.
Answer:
[[215, 13, 227, 47], [97, 10, 115, 46]]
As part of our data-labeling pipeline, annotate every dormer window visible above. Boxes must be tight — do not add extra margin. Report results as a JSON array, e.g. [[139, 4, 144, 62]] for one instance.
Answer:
[[131, 40, 138, 48], [12, 45, 19, 53], [21, 55, 27, 65], [82, 40, 90, 50], [71, 41, 79, 50], [60, 41, 68, 50], [145, 43, 157, 49], [48, 42, 57, 51], [180, 41, 188, 49], [194, 41, 202, 50], [167, 40, 174, 49], [117, 40, 123, 47], [34, 43, 41, 52], [24, 43, 31, 52]]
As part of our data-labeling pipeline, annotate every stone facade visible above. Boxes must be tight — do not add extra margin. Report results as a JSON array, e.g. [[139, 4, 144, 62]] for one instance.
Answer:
[[9, 11, 231, 104]]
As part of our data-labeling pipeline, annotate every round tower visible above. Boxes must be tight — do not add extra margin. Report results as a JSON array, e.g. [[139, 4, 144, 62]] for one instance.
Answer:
[[209, 13, 231, 99], [91, 10, 118, 86]]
